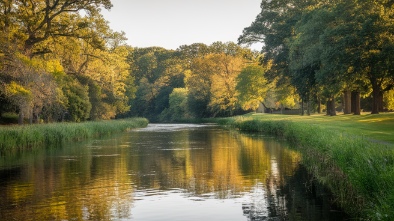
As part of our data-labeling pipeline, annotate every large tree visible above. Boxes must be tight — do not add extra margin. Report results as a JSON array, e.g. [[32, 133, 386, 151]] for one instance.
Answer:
[[1, 0, 136, 123], [236, 65, 269, 111], [238, 0, 319, 112], [207, 53, 245, 117]]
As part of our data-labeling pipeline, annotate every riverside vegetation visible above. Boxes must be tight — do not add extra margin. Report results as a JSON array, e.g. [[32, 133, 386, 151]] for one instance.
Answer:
[[0, 118, 148, 151], [212, 113, 394, 220]]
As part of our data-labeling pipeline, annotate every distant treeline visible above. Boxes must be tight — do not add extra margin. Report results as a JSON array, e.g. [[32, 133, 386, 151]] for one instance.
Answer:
[[123, 42, 300, 122]]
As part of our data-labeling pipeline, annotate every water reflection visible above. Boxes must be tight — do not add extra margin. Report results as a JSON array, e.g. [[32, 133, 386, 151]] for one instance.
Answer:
[[0, 124, 348, 220]]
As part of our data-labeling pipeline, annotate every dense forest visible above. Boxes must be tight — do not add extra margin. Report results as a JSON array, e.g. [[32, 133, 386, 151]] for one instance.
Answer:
[[1, 0, 394, 124]]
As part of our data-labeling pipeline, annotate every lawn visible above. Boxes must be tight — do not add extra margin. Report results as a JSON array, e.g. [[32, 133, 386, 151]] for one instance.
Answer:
[[246, 112, 394, 144]]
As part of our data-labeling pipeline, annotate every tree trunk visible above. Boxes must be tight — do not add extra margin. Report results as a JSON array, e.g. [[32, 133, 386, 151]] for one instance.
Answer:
[[261, 102, 270, 113], [379, 91, 384, 112], [306, 101, 310, 115], [351, 91, 356, 113], [352, 91, 361, 115], [371, 85, 380, 114], [32, 113, 40, 124], [330, 98, 337, 116], [316, 95, 321, 114], [343, 90, 351, 114], [18, 112, 24, 125], [326, 100, 331, 116], [327, 97, 336, 116]]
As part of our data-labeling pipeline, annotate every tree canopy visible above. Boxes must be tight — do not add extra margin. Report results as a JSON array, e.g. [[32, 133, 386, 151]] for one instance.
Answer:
[[0, 0, 134, 123], [239, 0, 394, 115]]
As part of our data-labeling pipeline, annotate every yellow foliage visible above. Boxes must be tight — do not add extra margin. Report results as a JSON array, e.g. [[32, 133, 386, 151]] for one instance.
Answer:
[[14, 53, 64, 74], [5, 81, 32, 98], [207, 54, 245, 114], [45, 59, 64, 74], [384, 90, 394, 111]]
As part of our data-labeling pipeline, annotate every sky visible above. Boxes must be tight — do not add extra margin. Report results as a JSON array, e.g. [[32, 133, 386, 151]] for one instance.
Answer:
[[101, 0, 263, 50]]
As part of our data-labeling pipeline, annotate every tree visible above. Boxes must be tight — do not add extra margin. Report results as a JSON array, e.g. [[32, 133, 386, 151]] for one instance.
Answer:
[[287, 5, 333, 114], [317, 0, 394, 114], [184, 42, 255, 118], [240, 0, 394, 115], [61, 76, 91, 122], [208, 53, 245, 117], [0, 52, 59, 124], [239, 0, 322, 114], [1, 0, 137, 123], [236, 65, 269, 111], [11, 0, 112, 56], [176, 43, 210, 68], [238, 0, 307, 82], [160, 88, 189, 122], [127, 47, 187, 121], [186, 56, 213, 118]]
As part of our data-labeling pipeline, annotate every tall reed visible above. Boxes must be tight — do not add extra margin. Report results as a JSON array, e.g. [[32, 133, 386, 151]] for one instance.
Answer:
[[215, 115, 394, 220], [0, 118, 148, 151]]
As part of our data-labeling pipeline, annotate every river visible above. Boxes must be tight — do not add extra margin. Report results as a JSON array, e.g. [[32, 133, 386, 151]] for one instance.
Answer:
[[0, 124, 348, 220]]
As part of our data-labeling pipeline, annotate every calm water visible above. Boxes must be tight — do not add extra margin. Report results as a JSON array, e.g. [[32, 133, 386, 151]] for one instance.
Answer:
[[0, 124, 348, 221]]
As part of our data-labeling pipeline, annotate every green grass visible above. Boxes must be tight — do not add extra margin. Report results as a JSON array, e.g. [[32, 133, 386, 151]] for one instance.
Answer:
[[235, 112, 394, 143], [0, 118, 148, 151], [211, 113, 394, 220]]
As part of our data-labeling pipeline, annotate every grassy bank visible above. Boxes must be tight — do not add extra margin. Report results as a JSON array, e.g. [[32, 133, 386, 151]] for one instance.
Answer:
[[0, 118, 149, 151], [212, 113, 394, 220]]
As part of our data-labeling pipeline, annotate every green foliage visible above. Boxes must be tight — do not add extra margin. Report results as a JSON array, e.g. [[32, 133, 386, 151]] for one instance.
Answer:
[[127, 47, 186, 121], [76, 76, 102, 120], [160, 88, 189, 122], [62, 77, 91, 122], [0, 113, 18, 124], [240, 0, 394, 114], [127, 42, 257, 121], [236, 65, 268, 110]]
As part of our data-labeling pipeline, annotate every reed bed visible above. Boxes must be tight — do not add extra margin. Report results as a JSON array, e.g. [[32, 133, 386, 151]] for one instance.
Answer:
[[0, 118, 148, 151], [213, 114, 394, 220]]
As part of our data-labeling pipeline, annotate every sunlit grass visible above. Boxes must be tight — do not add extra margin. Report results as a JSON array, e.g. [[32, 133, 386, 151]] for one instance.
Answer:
[[0, 118, 148, 151], [243, 112, 394, 143], [211, 113, 394, 219]]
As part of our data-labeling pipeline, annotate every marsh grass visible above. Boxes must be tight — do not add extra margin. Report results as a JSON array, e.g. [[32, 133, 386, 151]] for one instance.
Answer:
[[0, 118, 148, 151], [213, 113, 394, 220]]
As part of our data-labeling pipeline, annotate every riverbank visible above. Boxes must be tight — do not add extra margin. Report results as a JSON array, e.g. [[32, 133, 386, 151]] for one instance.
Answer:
[[211, 113, 394, 220], [0, 118, 148, 151]]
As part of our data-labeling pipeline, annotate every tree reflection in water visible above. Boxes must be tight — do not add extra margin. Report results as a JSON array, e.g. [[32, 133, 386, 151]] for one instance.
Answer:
[[241, 165, 348, 221], [0, 124, 348, 221]]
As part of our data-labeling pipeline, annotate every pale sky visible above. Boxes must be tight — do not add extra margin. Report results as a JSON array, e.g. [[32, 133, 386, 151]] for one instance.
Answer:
[[101, 0, 263, 50]]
